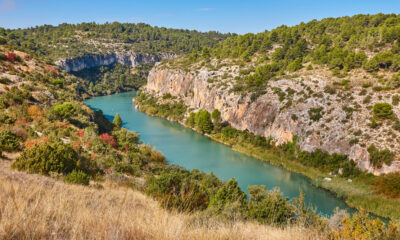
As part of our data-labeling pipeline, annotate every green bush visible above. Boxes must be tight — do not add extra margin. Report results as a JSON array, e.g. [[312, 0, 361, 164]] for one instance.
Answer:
[[373, 102, 394, 119], [12, 142, 78, 175], [308, 107, 324, 121], [112, 128, 141, 151], [367, 144, 394, 168], [145, 169, 221, 212], [51, 102, 76, 120], [0, 130, 20, 152], [0, 113, 16, 125], [65, 170, 90, 185], [247, 185, 294, 225], [208, 178, 248, 218]]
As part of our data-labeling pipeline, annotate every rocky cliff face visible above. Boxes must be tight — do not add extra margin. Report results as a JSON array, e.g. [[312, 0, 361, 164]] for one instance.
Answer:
[[144, 64, 400, 175], [55, 52, 176, 72]]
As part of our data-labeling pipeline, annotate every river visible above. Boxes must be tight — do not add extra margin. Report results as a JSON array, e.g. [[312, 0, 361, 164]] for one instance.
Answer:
[[85, 91, 354, 217]]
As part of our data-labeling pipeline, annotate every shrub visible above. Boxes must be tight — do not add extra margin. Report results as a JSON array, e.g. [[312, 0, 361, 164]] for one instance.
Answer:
[[367, 144, 394, 168], [27, 105, 43, 120], [208, 178, 248, 218], [334, 210, 397, 239], [0, 130, 20, 152], [51, 102, 76, 120], [374, 173, 400, 198], [308, 107, 324, 121], [0, 113, 16, 124], [99, 133, 118, 148], [112, 128, 140, 151], [145, 170, 215, 212], [65, 170, 90, 185], [247, 185, 294, 225], [12, 142, 78, 175], [372, 102, 394, 119]]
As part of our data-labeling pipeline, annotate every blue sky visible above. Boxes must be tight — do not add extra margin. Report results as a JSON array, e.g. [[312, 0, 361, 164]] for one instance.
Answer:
[[1, 0, 400, 34]]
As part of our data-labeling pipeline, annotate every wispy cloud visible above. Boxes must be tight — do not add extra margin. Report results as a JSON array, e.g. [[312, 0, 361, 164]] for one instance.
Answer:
[[198, 8, 215, 12], [0, 0, 17, 11]]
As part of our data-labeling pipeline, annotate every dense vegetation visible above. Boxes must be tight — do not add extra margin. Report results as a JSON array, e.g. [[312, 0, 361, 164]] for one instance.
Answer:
[[0, 22, 230, 61], [172, 14, 400, 94], [72, 63, 152, 96], [135, 91, 400, 221]]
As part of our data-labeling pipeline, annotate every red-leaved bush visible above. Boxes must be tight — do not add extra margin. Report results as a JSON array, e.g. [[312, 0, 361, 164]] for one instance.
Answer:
[[78, 129, 84, 137], [99, 133, 118, 148], [6, 52, 16, 61]]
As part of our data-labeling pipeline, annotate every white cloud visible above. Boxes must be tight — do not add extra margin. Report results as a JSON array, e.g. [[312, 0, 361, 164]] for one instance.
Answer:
[[0, 0, 17, 11]]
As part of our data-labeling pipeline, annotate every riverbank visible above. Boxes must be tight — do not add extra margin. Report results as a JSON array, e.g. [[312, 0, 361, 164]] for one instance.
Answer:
[[134, 94, 400, 221]]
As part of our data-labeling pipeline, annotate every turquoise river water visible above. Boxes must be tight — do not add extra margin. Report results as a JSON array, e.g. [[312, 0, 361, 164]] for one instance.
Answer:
[[85, 91, 355, 217]]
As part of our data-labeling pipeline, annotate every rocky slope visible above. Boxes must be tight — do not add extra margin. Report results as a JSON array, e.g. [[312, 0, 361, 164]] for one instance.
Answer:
[[144, 63, 400, 175], [55, 52, 176, 72]]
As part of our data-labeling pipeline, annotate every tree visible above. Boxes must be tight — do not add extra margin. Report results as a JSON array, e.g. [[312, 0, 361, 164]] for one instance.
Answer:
[[195, 110, 213, 134], [186, 112, 196, 127], [113, 113, 123, 128]]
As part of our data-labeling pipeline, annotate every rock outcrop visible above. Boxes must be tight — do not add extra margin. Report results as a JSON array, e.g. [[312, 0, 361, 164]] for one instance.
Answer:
[[144, 64, 400, 175], [55, 52, 176, 72]]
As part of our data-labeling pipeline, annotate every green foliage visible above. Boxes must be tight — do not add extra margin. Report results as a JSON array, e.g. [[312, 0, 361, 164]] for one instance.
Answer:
[[367, 145, 394, 168], [208, 178, 248, 218], [5, 22, 229, 62], [93, 110, 115, 133], [0, 113, 16, 125], [145, 168, 222, 212], [112, 127, 141, 151], [0, 130, 20, 152], [308, 107, 324, 121], [195, 110, 213, 134], [372, 102, 395, 119], [65, 170, 90, 186], [12, 142, 78, 175], [247, 185, 294, 225], [186, 112, 196, 127], [51, 102, 76, 120], [297, 149, 360, 177], [374, 172, 400, 198], [73, 64, 152, 96], [113, 113, 123, 128]]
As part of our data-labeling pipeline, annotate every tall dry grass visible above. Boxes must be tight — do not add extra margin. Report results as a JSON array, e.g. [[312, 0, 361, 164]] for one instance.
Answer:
[[0, 162, 319, 240]]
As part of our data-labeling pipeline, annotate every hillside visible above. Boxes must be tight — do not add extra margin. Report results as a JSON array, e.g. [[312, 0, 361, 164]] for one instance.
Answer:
[[136, 14, 400, 220], [0, 22, 230, 62], [3, 44, 398, 240], [2, 14, 400, 239]]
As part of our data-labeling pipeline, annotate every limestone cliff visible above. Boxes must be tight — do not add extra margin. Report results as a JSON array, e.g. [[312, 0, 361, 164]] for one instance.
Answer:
[[55, 52, 176, 72], [144, 64, 400, 175]]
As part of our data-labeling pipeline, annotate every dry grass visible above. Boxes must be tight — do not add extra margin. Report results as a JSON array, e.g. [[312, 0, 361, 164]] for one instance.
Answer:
[[0, 161, 320, 240]]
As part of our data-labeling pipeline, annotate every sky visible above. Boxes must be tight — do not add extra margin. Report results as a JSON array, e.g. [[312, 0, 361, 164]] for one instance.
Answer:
[[0, 0, 400, 34]]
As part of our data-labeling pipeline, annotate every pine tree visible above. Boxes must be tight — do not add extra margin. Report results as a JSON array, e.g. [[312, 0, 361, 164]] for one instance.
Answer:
[[113, 113, 123, 128]]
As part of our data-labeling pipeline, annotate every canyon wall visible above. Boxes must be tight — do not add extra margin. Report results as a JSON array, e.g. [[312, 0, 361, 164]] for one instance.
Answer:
[[55, 52, 176, 72], [144, 65, 400, 175]]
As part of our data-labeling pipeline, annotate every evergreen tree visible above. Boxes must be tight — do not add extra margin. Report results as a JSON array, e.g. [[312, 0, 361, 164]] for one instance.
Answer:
[[113, 113, 123, 128]]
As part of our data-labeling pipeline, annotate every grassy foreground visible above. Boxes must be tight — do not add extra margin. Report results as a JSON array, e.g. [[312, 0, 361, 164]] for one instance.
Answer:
[[0, 161, 316, 240]]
